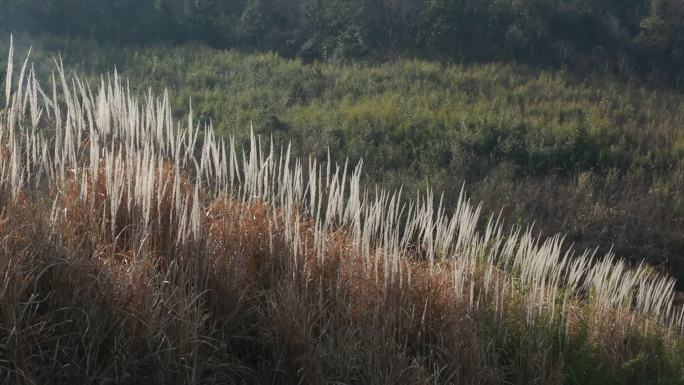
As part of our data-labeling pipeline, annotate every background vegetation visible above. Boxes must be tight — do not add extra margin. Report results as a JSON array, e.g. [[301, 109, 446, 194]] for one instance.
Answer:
[[3, 0, 684, 82]]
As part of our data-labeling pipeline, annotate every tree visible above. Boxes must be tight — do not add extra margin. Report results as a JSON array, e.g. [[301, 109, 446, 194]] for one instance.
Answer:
[[300, 0, 372, 59], [240, 0, 272, 43], [637, 0, 684, 57]]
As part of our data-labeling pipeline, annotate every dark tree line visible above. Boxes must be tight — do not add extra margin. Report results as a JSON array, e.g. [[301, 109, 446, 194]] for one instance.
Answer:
[[1, 0, 684, 78]]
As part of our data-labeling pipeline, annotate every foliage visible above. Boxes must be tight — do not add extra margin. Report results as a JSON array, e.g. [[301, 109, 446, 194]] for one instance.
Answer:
[[1, 0, 684, 79]]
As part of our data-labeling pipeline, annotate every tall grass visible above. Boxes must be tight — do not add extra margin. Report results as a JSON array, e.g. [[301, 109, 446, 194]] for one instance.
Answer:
[[3, 34, 684, 279], [1, 39, 683, 384]]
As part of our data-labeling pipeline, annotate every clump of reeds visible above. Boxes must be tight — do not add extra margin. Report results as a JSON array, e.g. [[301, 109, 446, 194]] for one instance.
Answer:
[[1, 38, 683, 384]]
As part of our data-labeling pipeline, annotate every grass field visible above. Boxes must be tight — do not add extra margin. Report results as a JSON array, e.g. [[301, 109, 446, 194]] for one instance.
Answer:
[[1, 38, 684, 384], [2, 34, 682, 283]]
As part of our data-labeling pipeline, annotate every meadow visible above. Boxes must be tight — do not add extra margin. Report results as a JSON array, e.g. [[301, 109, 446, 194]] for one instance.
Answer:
[[1, 34, 682, 283], [1, 38, 684, 384]]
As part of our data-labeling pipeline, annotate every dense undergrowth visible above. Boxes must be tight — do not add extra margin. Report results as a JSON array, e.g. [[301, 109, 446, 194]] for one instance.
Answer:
[[1, 34, 682, 284], [1, 40, 684, 384]]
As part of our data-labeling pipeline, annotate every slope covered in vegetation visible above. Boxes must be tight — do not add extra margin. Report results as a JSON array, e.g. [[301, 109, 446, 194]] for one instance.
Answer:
[[2, 35, 682, 285], [1, 40, 684, 384]]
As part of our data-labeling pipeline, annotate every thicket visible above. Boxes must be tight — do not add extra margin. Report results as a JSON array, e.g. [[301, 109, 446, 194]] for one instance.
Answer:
[[2, 35, 682, 285], [1, 0, 684, 80], [2, 41, 684, 384]]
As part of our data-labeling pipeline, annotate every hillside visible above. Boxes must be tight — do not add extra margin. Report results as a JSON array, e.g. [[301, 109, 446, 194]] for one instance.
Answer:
[[1, 39, 684, 384], [2, 34, 682, 285]]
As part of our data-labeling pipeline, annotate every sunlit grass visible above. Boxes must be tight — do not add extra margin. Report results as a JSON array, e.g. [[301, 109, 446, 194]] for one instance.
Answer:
[[1, 38, 683, 384]]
